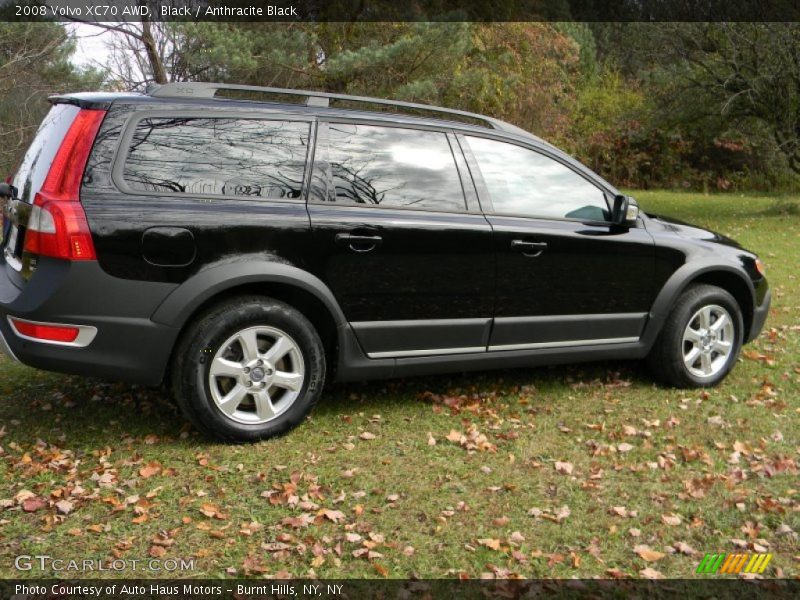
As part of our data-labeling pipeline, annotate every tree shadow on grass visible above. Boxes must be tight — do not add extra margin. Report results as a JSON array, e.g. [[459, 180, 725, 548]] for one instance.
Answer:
[[0, 358, 654, 447], [758, 198, 800, 216], [313, 358, 654, 418]]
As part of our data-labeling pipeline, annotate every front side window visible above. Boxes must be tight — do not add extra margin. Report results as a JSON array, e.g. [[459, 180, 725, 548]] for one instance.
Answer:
[[465, 136, 609, 221], [123, 118, 310, 199], [316, 123, 466, 212]]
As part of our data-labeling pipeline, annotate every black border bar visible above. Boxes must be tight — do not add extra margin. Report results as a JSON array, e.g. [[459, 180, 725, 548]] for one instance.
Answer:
[[4, 0, 800, 23], [1, 578, 799, 600]]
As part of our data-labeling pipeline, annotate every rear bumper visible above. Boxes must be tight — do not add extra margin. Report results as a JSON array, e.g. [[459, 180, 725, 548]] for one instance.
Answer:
[[0, 258, 179, 384], [746, 287, 771, 344]]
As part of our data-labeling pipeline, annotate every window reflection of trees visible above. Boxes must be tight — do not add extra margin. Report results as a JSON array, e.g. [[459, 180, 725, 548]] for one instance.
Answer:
[[124, 118, 309, 199], [326, 124, 466, 212]]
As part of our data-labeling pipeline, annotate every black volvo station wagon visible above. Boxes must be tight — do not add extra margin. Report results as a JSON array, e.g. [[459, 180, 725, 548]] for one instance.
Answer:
[[0, 83, 770, 441]]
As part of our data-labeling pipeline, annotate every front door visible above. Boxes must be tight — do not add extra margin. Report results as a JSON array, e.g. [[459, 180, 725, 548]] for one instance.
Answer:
[[460, 134, 655, 350], [307, 121, 495, 358]]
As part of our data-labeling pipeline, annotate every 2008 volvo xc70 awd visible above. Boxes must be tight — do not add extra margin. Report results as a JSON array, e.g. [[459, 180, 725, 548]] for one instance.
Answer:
[[0, 83, 770, 441]]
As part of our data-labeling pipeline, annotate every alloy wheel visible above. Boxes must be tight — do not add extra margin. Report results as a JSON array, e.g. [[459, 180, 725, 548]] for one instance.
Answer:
[[208, 326, 305, 425], [681, 304, 735, 379]]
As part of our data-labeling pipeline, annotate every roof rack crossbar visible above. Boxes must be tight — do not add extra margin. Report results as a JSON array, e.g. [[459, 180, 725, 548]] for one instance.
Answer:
[[148, 82, 510, 131]]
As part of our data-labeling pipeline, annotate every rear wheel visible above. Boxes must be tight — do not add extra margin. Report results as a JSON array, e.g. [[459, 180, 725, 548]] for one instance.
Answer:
[[647, 284, 743, 388], [173, 297, 325, 442]]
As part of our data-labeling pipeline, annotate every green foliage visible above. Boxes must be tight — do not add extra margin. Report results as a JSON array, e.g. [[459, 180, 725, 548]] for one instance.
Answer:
[[0, 23, 103, 175], [3, 21, 800, 192], [154, 21, 800, 191]]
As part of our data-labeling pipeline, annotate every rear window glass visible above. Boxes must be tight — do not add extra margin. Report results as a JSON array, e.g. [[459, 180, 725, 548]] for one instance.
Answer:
[[12, 103, 80, 203], [122, 118, 310, 199]]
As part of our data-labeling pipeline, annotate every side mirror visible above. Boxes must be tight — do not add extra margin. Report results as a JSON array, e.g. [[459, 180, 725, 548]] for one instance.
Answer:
[[612, 194, 639, 225], [0, 182, 13, 200]]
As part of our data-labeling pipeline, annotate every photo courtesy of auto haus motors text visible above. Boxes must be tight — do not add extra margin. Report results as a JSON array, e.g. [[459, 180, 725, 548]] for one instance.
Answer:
[[15, 582, 343, 597], [0, 1, 798, 599]]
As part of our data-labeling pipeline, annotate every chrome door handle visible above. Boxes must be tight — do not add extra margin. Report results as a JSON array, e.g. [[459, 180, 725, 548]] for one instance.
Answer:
[[335, 233, 383, 253], [510, 240, 548, 257]]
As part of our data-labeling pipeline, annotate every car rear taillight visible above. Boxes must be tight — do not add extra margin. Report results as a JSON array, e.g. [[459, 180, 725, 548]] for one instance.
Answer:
[[8, 317, 80, 343], [23, 108, 105, 261]]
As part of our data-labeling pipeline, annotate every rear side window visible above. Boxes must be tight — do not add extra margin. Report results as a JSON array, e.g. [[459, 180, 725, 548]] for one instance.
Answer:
[[465, 136, 609, 221], [315, 123, 466, 212], [12, 104, 80, 204], [122, 118, 310, 199]]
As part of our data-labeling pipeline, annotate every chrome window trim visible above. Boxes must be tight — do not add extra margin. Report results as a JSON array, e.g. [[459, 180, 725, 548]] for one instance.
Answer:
[[367, 346, 487, 359], [488, 337, 639, 352], [366, 336, 640, 358]]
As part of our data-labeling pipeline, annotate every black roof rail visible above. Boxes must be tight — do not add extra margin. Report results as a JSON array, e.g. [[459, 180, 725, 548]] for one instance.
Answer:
[[147, 82, 527, 134]]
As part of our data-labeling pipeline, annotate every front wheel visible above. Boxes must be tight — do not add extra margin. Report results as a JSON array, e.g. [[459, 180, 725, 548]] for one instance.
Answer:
[[172, 297, 326, 442], [647, 284, 743, 388]]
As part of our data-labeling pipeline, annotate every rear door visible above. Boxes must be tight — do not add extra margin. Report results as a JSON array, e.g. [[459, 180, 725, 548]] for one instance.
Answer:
[[460, 134, 656, 350], [82, 109, 315, 285], [307, 120, 495, 358]]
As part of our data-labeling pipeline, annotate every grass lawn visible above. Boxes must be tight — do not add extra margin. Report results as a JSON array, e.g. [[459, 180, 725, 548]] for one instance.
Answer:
[[0, 191, 797, 579]]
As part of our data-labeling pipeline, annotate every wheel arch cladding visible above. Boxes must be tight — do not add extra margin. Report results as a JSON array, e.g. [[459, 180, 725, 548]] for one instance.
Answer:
[[649, 263, 755, 345], [151, 263, 346, 371], [689, 270, 754, 340]]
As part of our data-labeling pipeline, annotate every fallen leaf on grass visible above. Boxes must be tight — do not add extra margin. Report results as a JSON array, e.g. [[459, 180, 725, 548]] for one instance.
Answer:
[[139, 461, 162, 478], [634, 545, 665, 562], [55, 500, 74, 515], [199, 503, 227, 520], [477, 538, 502, 550], [14, 490, 35, 504], [22, 497, 46, 513], [661, 513, 682, 526], [319, 509, 346, 523], [606, 568, 626, 578], [554, 461, 573, 475], [639, 567, 665, 579], [359, 432, 377, 440], [282, 513, 315, 529], [527, 505, 570, 523], [445, 427, 497, 452], [673, 541, 697, 555]]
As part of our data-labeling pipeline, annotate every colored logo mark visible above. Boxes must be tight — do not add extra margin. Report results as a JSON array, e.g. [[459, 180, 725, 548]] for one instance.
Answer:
[[696, 553, 772, 574]]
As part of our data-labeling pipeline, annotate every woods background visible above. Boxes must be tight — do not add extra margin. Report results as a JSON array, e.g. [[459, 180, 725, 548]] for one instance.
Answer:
[[2, 20, 799, 193]]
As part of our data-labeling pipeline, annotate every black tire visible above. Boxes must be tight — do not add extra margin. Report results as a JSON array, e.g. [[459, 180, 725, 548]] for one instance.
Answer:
[[647, 284, 743, 388], [172, 296, 326, 442]]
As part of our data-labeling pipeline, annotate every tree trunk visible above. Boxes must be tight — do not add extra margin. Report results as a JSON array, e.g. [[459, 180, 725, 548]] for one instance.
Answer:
[[141, 14, 167, 84]]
